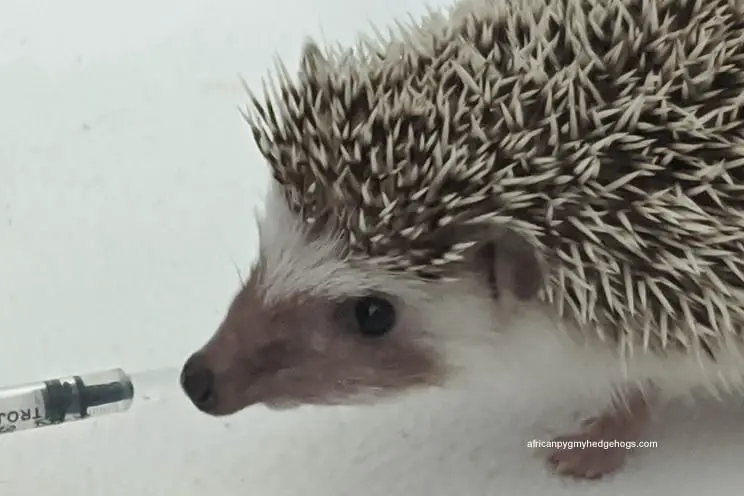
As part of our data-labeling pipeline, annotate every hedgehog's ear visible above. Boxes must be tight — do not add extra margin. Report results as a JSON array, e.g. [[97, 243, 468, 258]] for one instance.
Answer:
[[470, 229, 544, 301]]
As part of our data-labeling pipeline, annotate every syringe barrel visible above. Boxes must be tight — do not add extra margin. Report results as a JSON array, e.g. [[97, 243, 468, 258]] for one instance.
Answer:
[[0, 368, 134, 435]]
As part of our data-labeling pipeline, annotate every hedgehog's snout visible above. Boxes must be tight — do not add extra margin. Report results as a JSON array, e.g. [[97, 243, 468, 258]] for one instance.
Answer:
[[181, 352, 218, 413]]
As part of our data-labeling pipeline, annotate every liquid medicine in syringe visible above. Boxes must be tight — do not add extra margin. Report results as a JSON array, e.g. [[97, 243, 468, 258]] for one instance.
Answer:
[[0, 368, 134, 435]]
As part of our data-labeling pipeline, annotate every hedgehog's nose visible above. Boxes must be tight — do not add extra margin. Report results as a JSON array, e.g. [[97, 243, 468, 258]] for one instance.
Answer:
[[181, 353, 217, 412]]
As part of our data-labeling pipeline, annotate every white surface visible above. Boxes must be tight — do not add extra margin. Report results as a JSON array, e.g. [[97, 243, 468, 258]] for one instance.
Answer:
[[2, 0, 744, 494]]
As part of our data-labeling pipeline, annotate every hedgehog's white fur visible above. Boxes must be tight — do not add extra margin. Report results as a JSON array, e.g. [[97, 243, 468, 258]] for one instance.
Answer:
[[244, 0, 744, 406]]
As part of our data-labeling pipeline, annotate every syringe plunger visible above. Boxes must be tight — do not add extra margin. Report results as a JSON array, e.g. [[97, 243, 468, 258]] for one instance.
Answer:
[[0, 368, 134, 435]]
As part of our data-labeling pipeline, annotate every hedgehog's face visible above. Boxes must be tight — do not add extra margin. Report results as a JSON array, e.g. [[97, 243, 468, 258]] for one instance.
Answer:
[[180, 180, 543, 416], [180, 282, 443, 415], [179, 185, 456, 416]]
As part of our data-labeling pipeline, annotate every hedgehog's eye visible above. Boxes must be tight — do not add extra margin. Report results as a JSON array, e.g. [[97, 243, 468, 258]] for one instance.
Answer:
[[353, 296, 396, 337]]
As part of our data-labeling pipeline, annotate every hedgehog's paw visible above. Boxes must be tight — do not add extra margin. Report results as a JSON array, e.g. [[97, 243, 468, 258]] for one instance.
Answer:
[[547, 391, 651, 479], [547, 419, 632, 479]]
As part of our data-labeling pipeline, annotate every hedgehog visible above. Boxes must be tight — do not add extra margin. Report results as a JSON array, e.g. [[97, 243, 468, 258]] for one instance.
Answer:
[[179, 0, 744, 479]]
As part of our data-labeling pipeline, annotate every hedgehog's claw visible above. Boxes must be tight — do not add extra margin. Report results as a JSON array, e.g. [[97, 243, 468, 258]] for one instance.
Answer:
[[547, 390, 651, 479]]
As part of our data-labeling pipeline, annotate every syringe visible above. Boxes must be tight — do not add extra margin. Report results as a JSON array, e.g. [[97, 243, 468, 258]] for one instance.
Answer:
[[0, 368, 134, 435]]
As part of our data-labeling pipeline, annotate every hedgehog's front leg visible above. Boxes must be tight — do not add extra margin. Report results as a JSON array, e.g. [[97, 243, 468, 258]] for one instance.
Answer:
[[547, 387, 652, 479]]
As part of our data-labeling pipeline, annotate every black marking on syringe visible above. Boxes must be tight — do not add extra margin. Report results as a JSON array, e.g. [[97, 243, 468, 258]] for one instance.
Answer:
[[38, 376, 134, 427]]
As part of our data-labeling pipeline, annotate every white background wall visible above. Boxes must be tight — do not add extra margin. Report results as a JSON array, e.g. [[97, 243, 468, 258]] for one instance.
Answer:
[[2, 0, 744, 494]]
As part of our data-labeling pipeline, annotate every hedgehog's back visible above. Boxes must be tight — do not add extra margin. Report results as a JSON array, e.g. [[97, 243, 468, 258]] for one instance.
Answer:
[[246, 0, 744, 356]]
